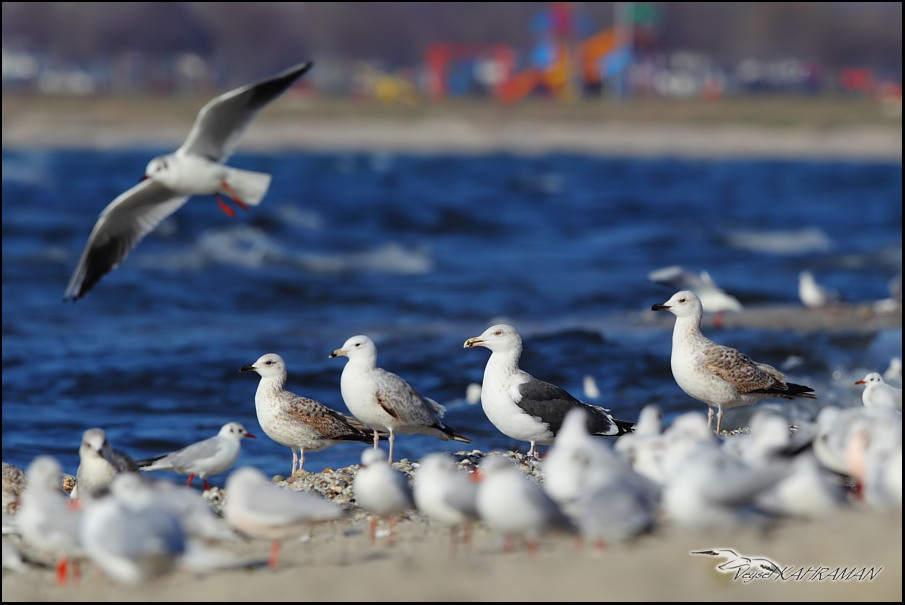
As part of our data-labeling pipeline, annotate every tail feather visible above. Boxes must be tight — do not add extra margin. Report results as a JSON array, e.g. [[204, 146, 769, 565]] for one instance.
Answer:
[[222, 167, 272, 206], [135, 454, 167, 469]]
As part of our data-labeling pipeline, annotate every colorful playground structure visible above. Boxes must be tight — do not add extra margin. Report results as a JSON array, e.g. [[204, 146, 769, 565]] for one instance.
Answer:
[[423, 2, 647, 104]]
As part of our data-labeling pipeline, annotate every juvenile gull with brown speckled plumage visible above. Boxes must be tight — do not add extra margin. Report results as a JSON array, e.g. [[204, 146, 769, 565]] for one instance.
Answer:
[[651, 290, 816, 433], [241, 353, 374, 477]]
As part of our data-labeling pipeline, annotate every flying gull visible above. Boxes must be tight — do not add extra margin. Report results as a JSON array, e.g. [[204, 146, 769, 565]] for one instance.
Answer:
[[63, 61, 313, 301]]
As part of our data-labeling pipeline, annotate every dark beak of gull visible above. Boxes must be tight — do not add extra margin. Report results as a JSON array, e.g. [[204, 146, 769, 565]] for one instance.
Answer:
[[240, 364, 256, 372], [651, 303, 670, 311]]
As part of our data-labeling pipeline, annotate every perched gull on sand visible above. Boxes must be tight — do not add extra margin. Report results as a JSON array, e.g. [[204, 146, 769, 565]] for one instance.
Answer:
[[63, 61, 313, 301], [241, 353, 375, 478], [79, 472, 187, 585], [855, 372, 902, 411], [71, 428, 140, 499], [17, 456, 85, 585], [136, 422, 256, 490], [329, 335, 471, 463], [412, 452, 480, 555], [222, 466, 345, 568], [463, 324, 634, 458], [352, 447, 415, 546], [798, 271, 842, 309], [651, 290, 816, 434], [475, 454, 576, 552]]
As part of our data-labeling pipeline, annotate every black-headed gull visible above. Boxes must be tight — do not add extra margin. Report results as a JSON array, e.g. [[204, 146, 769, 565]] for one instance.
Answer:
[[240, 352, 375, 478], [70, 428, 140, 500], [17, 456, 85, 585], [136, 421, 256, 490], [855, 372, 902, 411], [798, 270, 842, 309], [463, 324, 634, 458], [651, 290, 816, 434], [222, 466, 345, 567], [475, 454, 576, 553], [412, 452, 480, 555], [79, 472, 187, 585], [329, 334, 471, 463], [63, 61, 313, 301], [352, 447, 415, 546]]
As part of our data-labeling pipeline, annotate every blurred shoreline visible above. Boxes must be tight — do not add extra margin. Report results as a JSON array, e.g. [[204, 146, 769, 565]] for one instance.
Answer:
[[2, 94, 902, 160]]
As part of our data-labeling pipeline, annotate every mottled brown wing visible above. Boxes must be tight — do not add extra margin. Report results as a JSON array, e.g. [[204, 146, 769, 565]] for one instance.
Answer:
[[704, 345, 778, 393], [285, 395, 370, 439]]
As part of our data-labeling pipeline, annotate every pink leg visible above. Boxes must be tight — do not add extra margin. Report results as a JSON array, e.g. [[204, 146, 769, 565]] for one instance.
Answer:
[[215, 194, 236, 217], [55, 558, 69, 586], [389, 517, 398, 547], [268, 541, 281, 568], [221, 180, 249, 211], [387, 432, 395, 463], [369, 516, 377, 546]]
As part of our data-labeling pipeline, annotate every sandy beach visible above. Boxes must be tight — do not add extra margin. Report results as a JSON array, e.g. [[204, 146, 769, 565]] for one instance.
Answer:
[[2, 93, 902, 160], [2, 455, 902, 603]]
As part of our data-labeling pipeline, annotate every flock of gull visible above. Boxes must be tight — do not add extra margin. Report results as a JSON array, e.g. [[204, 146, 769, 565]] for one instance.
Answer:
[[2, 60, 902, 587]]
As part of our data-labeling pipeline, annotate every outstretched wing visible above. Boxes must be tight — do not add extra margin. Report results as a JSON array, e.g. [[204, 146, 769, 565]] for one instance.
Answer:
[[64, 178, 189, 301]]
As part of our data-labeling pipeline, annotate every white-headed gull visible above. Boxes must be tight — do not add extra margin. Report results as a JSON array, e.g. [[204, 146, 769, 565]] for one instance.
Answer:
[[329, 335, 471, 463], [222, 466, 345, 567], [240, 353, 375, 478], [412, 452, 480, 555], [475, 454, 576, 553], [352, 447, 415, 546], [855, 372, 902, 411], [463, 324, 634, 458], [798, 270, 842, 309], [70, 428, 140, 500], [63, 61, 313, 301], [651, 290, 816, 434], [16, 456, 85, 585], [136, 421, 256, 490]]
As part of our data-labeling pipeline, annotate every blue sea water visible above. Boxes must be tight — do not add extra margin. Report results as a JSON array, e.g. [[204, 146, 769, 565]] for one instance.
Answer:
[[1, 148, 902, 485]]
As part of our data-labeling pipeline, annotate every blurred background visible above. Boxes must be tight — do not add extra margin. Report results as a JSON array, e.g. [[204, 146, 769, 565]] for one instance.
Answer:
[[2, 2, 902, 111]]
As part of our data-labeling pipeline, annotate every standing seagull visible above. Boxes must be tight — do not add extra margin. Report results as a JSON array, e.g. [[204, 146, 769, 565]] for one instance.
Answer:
[[63, 61, 314, 301], [798, 271, 841, 309], [855, 372, 902, 411], [463, 324, 634, 458], [352, 447, 415, 546], [136, 422, 256, 490], [329, 335, 471, 463], [70, 428, 140, 500], [240, 353, 375, 478], [651, 290, 816, 434]]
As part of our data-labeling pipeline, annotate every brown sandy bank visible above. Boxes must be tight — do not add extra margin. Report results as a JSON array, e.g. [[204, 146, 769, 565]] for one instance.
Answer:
[[2, 94, 902, 160], [2, 495, 901, 602]]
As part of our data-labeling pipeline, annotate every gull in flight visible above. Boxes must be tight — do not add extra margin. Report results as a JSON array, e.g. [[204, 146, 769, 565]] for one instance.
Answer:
[[63, 61, 313, 301]]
